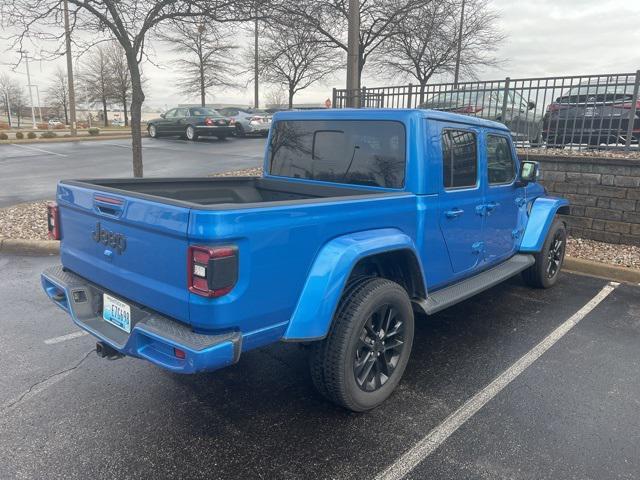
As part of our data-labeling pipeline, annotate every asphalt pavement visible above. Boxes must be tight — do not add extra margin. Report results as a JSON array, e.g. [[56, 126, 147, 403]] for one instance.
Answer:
[[0, 136, 265, 207], [1, 253, 638, 480]]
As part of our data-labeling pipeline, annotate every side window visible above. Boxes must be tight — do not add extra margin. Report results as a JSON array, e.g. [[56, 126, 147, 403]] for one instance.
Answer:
[[486, 135, 516, 184], [442, 129, 478, 189], [175, 108, 189, 117], [164, 109, 177, 118]]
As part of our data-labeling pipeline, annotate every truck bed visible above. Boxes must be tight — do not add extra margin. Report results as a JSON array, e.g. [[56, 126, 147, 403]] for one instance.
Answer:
[[63, 177, 392, 209]]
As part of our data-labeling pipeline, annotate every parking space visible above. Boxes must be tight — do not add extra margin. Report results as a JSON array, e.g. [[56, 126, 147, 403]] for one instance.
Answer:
[[1, 253, 638, 479], [0, 137, 265, 207]]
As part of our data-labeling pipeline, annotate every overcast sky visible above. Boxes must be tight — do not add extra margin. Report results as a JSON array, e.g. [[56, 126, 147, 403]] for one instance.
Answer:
[[1, 0, 639, 109]]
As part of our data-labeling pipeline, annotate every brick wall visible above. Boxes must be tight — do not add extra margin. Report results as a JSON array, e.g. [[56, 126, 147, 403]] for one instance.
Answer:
[[532, 154, 640, 246]]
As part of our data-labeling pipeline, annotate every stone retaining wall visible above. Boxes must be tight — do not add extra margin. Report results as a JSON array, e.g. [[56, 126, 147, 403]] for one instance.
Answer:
[[532, 154, 640, 246]]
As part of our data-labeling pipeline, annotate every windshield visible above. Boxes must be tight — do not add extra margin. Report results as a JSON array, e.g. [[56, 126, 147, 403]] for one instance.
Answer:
[[189, 107, 221, 117], [269, 120, 406, 188]]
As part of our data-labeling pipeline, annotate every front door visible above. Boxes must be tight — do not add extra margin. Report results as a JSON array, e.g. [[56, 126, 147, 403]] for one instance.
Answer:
[[482, 133, 523, 264], [438, 127, 485, 275], [157, 108, 177, 134]]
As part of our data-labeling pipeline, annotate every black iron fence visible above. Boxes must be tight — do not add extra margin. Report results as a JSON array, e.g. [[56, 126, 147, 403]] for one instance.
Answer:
[[332, 72, 640, 151]]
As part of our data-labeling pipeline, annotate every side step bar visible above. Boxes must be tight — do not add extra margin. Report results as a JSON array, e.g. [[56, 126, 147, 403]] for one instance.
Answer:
[[416, 254, 535, 315]]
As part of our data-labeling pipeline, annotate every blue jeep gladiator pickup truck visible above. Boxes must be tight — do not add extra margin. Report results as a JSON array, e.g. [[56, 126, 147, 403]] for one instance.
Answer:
[[42, 109, 568, 411]]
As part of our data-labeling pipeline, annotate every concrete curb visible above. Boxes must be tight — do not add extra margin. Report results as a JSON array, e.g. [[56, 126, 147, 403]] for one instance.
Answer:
[[564, 257, 640, 284], [0, 238, 59, 255], [0, 134, 143, 145]]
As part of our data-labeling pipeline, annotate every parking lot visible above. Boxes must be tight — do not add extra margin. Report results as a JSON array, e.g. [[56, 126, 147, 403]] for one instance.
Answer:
[[1, 253, 638, 480], [0, 137, 264, 207]]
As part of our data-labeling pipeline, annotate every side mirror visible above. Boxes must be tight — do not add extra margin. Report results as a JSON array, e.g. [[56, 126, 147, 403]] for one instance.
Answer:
[[160, 113, 166, 119], [517, 161, 539, 186], [527, 101, 536, 110]]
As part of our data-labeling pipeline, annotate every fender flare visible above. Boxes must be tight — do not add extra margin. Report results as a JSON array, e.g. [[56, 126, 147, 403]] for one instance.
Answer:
[[519, 196, 570, 253], [282, 228, 423, 342]]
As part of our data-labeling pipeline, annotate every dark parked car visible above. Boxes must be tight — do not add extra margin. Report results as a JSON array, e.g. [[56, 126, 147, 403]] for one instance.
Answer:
[[543, 83, 640, 147], [147, 107, 234, 141], [421, 89, 543, 145]]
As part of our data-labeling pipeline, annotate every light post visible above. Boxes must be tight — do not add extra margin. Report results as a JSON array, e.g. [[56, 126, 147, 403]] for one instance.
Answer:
[[63, 0, 77, 135], [346, 0, 360, 107], [453, 0, 466, 87], [18, 50, 37, 129]]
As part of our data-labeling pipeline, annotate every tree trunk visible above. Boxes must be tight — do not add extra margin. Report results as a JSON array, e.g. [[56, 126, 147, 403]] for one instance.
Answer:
[[122, 95, 129, 127], [288, 85, 294, 110], [63, 102, 69, 125], [128, 59, 145, 178], [199, 64, 206, 107], [419, 82, 427, 106], [102, 99, 108, 127]]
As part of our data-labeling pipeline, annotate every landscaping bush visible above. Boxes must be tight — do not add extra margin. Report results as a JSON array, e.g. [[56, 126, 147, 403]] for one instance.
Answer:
[[0, 133, 8, 140], [15, 131, 24, 139], [54, 123, 65, 130], [88, 127, 100, 136], [0, 122, 9, 130], [27, 132, 37, 139], [37, 123, 48, 130], [40, 131, 58, 138]]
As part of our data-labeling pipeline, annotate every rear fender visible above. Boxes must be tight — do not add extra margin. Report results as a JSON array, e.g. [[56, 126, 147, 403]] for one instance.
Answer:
[[282, 229, 423, 342], [519, 196, 570, 252]]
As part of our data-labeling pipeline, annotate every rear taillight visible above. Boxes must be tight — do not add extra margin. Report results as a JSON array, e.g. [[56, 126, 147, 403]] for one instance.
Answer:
[[47, 202, 60, 240], [613, 99, 640, 109], [205, 117, 214, 126], [454, 105, 483, 114], [188, 245, 238, 297]]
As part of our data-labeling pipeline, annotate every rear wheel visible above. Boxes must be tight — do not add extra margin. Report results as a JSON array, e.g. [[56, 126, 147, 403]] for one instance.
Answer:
[[309, 277, 414, 412], [185, 125, 198, 141], [148, 124, 158, 138], [522, 218, 567, 289]]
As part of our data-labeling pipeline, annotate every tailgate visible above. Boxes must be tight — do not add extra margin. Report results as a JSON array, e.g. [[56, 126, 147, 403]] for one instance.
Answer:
[[57, 181, 191, 322]]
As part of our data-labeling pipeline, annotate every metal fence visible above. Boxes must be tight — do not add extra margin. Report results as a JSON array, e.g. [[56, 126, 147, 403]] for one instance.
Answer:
[[332, 72, 640, 151]]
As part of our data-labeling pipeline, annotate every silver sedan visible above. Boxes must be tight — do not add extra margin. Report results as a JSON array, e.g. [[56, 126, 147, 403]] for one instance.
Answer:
[[218, 108, 272, 137]]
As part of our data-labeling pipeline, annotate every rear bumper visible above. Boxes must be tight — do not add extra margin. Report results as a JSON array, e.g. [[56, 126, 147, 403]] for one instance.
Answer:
[[195, 125, 234, 136], [41, 265, 241, 374]]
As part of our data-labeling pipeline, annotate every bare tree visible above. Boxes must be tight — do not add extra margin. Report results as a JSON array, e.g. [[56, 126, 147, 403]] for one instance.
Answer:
[[105, 42, 132, 127], [2, 0, 257, 177], [46, 67, 70, 124], [0, 74, 22, 126], [279, 0, 430, 87], [81, 46, 113, 127], [264, 87, 286, 109], [159, 20, 239, 107], [374, 0, 503, 103], [257, 24, 337, 109]]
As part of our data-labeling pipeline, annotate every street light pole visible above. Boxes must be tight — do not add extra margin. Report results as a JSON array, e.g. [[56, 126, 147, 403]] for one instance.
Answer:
[[63, 0, 77, 135], [453, 0, 466, 88], [32, 84, 43, 123], [19, 50, 37, 129], [346, 0, 360, 107], [254, 16, 259, 109]]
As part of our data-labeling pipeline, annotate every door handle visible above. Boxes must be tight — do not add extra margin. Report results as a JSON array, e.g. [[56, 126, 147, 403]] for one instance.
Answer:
[[486, 201, 500, 211], [445, 208, 464, 219]]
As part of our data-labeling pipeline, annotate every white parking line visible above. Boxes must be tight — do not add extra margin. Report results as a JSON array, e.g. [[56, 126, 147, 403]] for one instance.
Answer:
[[44, 330, 89, 345], [9, 143, 68, 157], [376, 281, 619, 480]]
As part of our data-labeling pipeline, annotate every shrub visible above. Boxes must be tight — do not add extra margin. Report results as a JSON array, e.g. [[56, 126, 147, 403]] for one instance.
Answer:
[[40, 131, 58, 138], [0, 133, 8, 140], [37, 123, 48, 130], [0, 122, 9, 130], [15, 131, 24, 139], [54, 123, 65, 130], [27, 132, 37, 139], [88, 127, 100, 136]]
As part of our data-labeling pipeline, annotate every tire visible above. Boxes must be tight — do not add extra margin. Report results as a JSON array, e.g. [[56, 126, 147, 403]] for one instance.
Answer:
[[522, 218, 567, 289], [309, 277, 414, 412], [185, 125, 198, 141], [235, 124, 246, 138], [148, 124, 158, 138]]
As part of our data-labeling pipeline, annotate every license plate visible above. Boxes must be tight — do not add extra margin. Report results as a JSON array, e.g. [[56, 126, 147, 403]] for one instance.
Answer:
[[584, 107, 598, 117], [102, 293, 131, 333]]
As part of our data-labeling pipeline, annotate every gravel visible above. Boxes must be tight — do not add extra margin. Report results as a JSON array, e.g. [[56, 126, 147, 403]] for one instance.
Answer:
[[0, 201, 51, 241], [566, 237, 640, 269], [1, 168, 638, 271]]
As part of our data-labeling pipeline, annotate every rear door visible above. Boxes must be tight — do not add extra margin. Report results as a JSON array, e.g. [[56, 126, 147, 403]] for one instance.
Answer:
[[437, 125, 485, 275], [57, 182, 192, 322], [482, 133, 523, 264]]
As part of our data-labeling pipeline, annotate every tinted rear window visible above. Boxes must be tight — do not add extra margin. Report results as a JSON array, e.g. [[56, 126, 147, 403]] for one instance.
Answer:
[[269, 120, 405, 188], [190, 108, 221, 116]]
